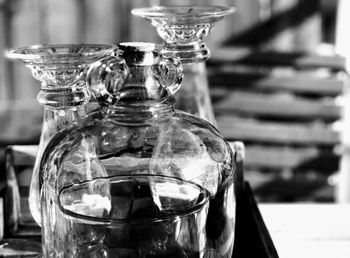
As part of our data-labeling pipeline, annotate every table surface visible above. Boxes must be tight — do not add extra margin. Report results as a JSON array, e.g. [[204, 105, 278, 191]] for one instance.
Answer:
[[0, 202, 349, 258], [259, 204, 350, 258]]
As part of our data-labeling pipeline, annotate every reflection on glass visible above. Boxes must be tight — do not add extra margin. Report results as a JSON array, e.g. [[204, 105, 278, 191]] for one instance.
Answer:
[[57, 175, 210, 258]]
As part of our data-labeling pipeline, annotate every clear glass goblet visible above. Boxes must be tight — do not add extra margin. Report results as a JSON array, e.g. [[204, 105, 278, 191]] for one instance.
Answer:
[[132, 5, 235, 125], [5, 44, 117, 225]]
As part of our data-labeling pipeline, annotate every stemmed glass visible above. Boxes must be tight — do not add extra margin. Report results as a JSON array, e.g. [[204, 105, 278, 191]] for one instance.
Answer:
[[131, 5, 234, 125], [5, 44, 117, 226]]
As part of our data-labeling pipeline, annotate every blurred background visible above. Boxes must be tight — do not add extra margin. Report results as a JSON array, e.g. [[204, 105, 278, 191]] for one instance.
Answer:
[[1, 0, 349, 204], [0, 0, 338, 101]]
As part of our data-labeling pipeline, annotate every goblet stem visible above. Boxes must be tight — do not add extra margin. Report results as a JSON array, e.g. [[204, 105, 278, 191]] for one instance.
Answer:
[[30, 106, 88, 225], [175, 62, 216, 126]]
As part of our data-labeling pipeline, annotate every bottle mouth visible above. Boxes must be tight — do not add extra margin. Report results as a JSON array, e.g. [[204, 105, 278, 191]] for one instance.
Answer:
[[118, 42, 161, 66], [119, 42, 158, 52]]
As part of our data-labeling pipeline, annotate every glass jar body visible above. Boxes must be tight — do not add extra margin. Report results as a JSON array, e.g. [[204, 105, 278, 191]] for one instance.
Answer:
[[40, 110, 235, 258]]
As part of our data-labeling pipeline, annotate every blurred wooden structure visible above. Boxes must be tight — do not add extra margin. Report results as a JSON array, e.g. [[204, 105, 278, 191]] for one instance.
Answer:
[[209, 51, 346, 202], [335, 0, 350, 203]]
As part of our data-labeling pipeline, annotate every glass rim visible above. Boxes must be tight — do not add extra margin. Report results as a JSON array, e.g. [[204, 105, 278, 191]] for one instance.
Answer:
[[131, 5, 235, 20], [58, 174, 210, 225], [5, 43, 117, 62]]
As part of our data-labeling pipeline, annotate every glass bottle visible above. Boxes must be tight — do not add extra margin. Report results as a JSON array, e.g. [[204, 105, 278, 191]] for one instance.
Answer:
[[131, 5, 235, 125], [5, 44, 116, 225], [39, 42, 236, 257]]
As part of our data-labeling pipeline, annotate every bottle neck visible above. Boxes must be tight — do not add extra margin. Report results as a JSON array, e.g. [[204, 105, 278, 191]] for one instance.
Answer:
[[116, 65, 169, 102], [102, 98, 175, 124], [101, 64, 176, 123]]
